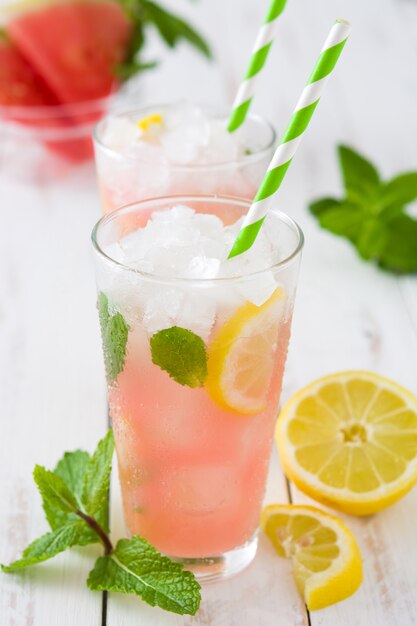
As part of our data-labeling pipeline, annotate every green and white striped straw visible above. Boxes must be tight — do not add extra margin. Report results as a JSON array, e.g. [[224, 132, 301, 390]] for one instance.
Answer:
[[228, 19, 351, 259], [227, 0, 287, 133]]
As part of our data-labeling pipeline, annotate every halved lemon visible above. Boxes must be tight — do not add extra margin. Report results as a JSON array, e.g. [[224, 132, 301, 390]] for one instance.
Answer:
[[262, 504, 363, 610], [276, 371, 417, 515], [206, 290, 286, 415]]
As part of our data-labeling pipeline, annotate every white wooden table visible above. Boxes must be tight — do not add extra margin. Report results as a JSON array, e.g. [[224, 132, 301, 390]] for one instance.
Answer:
[[1, 0, 417, 624]]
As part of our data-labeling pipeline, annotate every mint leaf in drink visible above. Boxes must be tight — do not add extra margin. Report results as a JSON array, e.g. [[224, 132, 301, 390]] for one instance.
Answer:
[[87, 536, 201, 616], [309, 145, 417, 274], [150, 326, 208, 387], [2, 521, 87, 572], [97, 292, 129, 383], [82, 430, 114, 532]]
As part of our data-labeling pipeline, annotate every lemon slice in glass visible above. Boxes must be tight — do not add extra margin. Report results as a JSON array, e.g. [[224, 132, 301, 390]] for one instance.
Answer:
[[206, 289, 286, 415]]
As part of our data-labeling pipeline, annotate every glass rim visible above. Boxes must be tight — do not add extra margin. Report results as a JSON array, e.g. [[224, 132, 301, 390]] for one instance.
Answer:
[[91, 194, 304, 285], [93, 103, 277, 172]]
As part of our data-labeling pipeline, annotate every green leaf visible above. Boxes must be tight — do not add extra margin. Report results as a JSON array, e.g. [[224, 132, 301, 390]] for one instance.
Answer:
[[87, 536, 201, 615], [38, 451, 97, 546], [310, 200, 364, 242], [150, 326, 208, 387], [379, 172, 417, 212], [338, 145, 380, 203], [378, 215, 417, 273], [309, 197, 341, 216], [98, 292, 129, 383], [356, 219, 388, 260], [142, 0, 211, 58], [116, 59, 158, 79], [82, 430, 114, 532], [2, 521, 87, 572], [55, 450, 90, 504], [34, 466, 79, 517]]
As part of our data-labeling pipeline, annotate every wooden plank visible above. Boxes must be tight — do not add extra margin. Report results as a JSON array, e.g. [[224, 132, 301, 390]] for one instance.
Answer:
[[0, 176, 106, 626]]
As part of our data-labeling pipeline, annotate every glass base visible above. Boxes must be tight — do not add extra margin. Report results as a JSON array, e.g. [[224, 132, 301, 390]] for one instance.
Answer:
[[171, 535, 258, 582]]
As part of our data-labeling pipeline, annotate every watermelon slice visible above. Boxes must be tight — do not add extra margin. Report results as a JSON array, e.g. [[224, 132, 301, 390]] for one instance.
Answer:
[[0, 38, 58, 108], [8, 0, 132, 104]]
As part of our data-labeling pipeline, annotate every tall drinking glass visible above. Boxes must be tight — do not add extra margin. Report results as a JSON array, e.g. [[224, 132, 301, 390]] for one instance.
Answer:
[[93, 105, 276, 213], [92, 195, 303, 580]]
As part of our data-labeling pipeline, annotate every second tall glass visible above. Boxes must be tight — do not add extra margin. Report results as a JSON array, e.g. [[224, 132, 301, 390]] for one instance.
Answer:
[[94, 104, 276, 213]]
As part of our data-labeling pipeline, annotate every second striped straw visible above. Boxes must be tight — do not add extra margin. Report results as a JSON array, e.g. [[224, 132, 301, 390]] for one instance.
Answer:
[[227, 0, 287, 133], [228, 19, 351, 259]]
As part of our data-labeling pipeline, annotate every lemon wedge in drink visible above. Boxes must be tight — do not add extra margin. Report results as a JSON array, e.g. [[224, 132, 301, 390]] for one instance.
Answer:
[[262, 504, 363, 610], [206, 289, 285, 415], [276, 371, 417, 515], [137, 113, 163, 134]]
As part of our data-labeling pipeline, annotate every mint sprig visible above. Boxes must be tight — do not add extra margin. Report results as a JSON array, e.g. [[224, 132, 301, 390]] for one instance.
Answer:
[[150, 326, 208, 387], [2, 430, 201, 616], [309, 145, 417, 273], [88, 536, 201, 615], [98, 292, 129, 383], [117, 0, 211, 80]]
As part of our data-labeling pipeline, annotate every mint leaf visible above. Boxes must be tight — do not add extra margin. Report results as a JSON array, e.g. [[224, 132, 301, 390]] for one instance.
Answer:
[[2, 521, 87, 572], [339, 145, 380, 203], [356, 219, 388, 260], [116, 0, 211, 80], [150, 326, 208, 387], [87, 536, 201, 615], [40, 450, 97, 546], [34, 466, 79, 517], [379, 215, 417, 273], [82, 430, 114, 532], [310, 145, 417, 274], [142, 0, 211, 58], [379, 172, 417, 211], [310, 199, 363, 242], [55, 450, 90, 504], [98, 292, 129, 383]]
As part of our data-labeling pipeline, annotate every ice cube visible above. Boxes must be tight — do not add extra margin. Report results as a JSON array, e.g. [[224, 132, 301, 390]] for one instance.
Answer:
[[143, 287, 184, 335], [100, 115, 141, 151], [184, 256, 221, 279], [236, 271, 277, 306], [176, 290, 217, 341], [161, 103, 211, 164], [203, 119, 240, 163]]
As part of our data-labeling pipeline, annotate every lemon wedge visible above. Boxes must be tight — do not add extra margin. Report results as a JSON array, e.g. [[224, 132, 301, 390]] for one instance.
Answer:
[[262, 504, 363, 610], [136, 113, 163, 134], [276, 371, 417, 514], [206, 290, 285, 415]]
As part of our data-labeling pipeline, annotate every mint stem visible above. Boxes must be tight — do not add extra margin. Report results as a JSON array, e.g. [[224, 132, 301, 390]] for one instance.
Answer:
[[76, 510, 113, 555]]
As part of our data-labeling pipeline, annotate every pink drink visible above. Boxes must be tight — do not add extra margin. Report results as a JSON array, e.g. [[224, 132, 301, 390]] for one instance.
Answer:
[[92, 196, 303, 580], [93, 104, 276, 213]]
